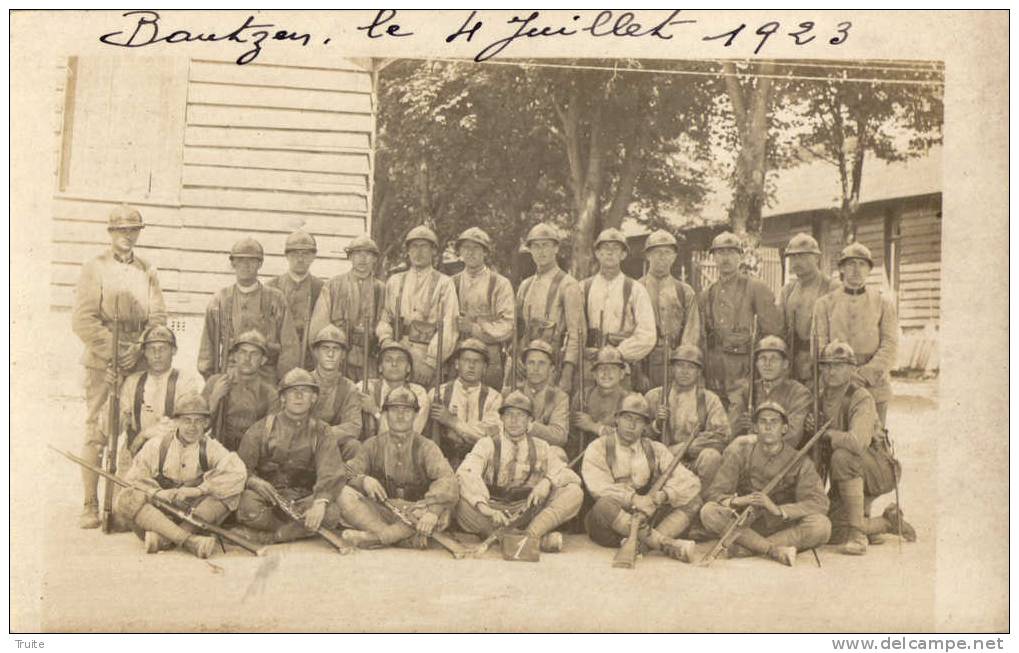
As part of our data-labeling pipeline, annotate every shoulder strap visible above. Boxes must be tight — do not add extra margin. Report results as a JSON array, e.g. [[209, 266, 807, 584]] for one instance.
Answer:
[[540, 387, 557, 425], [130, 372, 148, 443], [582, 277, 594, 327], [620, 277, 634, 332], [840, 383, 860, 430], [487, 272, 498, 314], [453, 272, 463, 300], [157, 432, 174, 477], [641, 438, 657, 476], [519, 276, 534, 316], [491, 436, 502, 489], [545, 270, 566, 318], [525, 435, 539, 483], [697, 386, 707, 432], [412, 436, 424, 478], [265, 414, 276, 443], [199, 438, 209, 473], [604, 435, 618, 480], [442, 383, 454, 408], [165, 369, 179, 417], [395, 272, 408, 319], [373, 380, 384, 407], [478, 386, 490, 420]]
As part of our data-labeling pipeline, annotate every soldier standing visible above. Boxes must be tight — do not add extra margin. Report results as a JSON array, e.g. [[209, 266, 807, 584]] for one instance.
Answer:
[[644, 344, 730, 493], [267, 230, 323, 371], [639, 230, 702, 390], [514, 223, 584, 394], [197, 237, 299, 382], [581, 394, 702, 562], [308, 325, 363, 461], [358, 339, 431, 437], [698, 231, 783, 408], [816, 342, 915, 555], [429, 338, 503, 467], [72, 204, 167, 529], [727, 336, 812, 448], [338, 387, 459, 550], [202, 330, 278, 452], [234, 369, 348, 544], [779, 233, 840, 384], [452, 227, 515, 390], [308, 234, 386, 383], [456, 391, 584, 553], [580, 228, 657, 389], [813, 243, 899, 425], [376, 226, 459, 388], [118, 326, 203, 467], [113, 393, 246, 559], [504, 339, 570, 452], [699, 402, 832, 567]]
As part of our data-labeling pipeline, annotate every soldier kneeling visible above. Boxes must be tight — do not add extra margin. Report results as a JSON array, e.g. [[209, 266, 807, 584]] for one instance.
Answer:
[[581, 394, 702, 562], [114, 393, 246, 558], [700, 402, 831, 567], [338, 386, 458, 549], [456, 391, 583, 553]]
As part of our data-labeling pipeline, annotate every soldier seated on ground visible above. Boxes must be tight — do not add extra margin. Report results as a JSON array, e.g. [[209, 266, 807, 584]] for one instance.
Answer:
[[430, 338, 503, 467], [233, 369, 348, 545], [571, 346, 630, 456], [815, 341, 916, 556], [581, 394, 702, 563], [455, 391, 584, 553], [358, 339, 430, 437], [644, 344, 730, 494], [700, 402, 832, 567], [203, 330, 278, 452], [307, 325, 363, 460], [338, 387, 458, 549], [728, 336, 811, 448], [113, 393, 246, 559], [502, 339, 570, 454]]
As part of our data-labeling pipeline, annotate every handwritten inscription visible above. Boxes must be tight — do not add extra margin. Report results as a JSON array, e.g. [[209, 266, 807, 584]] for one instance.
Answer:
[[97, 10, 854, 65]]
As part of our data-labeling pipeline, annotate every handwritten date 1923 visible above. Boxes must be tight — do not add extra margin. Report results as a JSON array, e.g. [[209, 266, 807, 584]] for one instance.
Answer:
[[99, 10, 313, 65]]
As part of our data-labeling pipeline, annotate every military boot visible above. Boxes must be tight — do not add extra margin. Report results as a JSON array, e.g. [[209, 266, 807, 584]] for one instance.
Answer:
[[79, 502, 101, 529], [341, 529, 382, 549], [882, 504, 918, 542], [182, 535, 217, 559], [768, 545, 798, 567], [840, 530, 868, 556], [144, 531, 173, 554], [539, 532, 563, 553], [658, 537, 696, 563]]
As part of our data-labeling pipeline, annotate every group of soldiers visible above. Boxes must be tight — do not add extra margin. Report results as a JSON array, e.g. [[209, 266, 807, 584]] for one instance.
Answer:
[[68, 204, 915, 567]]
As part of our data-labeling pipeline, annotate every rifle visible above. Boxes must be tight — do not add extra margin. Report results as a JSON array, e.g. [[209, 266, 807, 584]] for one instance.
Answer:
[[598, 311, 606, 349], [747, 315, 758, 413], [51, 445, 267, 556], [511, 308, 523, 390], [342, 319, 352, 378], [380, 496, 471, 559], [810, 318, 829, 484], [263, 484, 354, 555], [101, 299, 123, 534], [698, 418, 834, 567], [656, 335, 671, 436], [613, 435, 695, 569], [361, 297, 371, 440], [470, 505, 531, 557], [430, 303, 444, 446]]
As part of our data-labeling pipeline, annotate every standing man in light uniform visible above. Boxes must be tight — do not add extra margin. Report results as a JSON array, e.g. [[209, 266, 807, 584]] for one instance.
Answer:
[[268, 229, 324, 371], [451, 227, 515, 390], [376, 225, 459, 388], [779, 233, 840, 384], [72, 204, 167, 529], [813, 243, 899, 425], [580, 228, 657, 389], [514, 223, 584, 393], [309, 234, 386, 383]]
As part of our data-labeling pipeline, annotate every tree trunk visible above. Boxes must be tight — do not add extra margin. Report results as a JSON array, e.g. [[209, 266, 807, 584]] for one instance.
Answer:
[[724, 62, 775, 238]]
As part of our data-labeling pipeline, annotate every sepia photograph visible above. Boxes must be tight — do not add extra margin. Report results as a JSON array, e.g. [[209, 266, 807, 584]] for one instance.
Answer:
[[8, 9, 1008, 638]]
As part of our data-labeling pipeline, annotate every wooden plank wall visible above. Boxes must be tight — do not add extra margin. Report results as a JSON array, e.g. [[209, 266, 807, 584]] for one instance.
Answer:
[[51, 57, 375, 317]]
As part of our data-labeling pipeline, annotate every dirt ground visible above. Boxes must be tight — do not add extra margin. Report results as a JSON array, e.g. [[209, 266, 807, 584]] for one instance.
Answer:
[[23, 379, 938, 633]]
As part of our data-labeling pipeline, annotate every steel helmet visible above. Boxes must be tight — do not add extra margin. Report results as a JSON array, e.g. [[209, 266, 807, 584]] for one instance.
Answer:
[[378, 338, 414, 377], [498, 390, 534, 417], [525, 223, 561, 245], [344, 234, 381, 256], [230, 329, 268, 354], [284, 230, 317, 253], [456, 338, 489, 362], [593, 346, 626, 369], [141, 325, 177, 349], [709, 231, 742, 253], [404, 225, 439, 248], [456, 227, 493, 251], [382, 385, 420, 411], [755, 335, 789, 358], [819, 341, 856, 365], [643, 230, 680, 253], [753, 400, 788, 423], [839, 242, 874, 267], [230, 237, 265, 261], [312, 324, 349, 349], [278, 368, 320, 393], [616, 393, 652, 421], [173, 392, 211, 417], [594, 228, 629, 254], [522, 339, 555, 363], [108, 204, 144, 231], [669, 344, 704, 368], [785, 233, 822, 256]]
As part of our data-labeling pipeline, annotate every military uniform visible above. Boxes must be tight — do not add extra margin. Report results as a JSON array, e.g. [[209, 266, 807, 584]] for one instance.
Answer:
[[71, 205, 167, 526], [644, 387, 729, 493], [582, 395, 702, 557], [308, 235, 386, 383], [310, 368, 363, 460], [202, 331, 279, 452], [114, 394, 246, 558], [376, 226, 460, 388], [337, 388, 459, 548], [570, 346, 630, 459], [434, 374, 503, 467], [813, 243, 899, 423], [197, 238, 300, 382], [778, 233, 841, 384], [456, 393, 583, 549], [504, 339, 571, 451], [514, 223, 584, 388], [728, 377, 812, 448], [698, 232, 783, 406], [639, 230, 703, 390]]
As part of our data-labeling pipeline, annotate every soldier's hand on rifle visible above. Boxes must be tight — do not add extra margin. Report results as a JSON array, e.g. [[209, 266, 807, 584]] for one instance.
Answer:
[[730, 494, 755, 509], [118, 342, 141, 371], [303, 500, 327, 531], [357, 391, 379, 415], [631, 493, 657, 518], [479, 503, 511, 526], [363, 476, 388, 502], [655, 405, 670, 424], [748, 491, 781, 517], [735, 413, 754, 435], [526, 478, 552, 508], [557, 365, 574, 394], [430, 404, 455, 427], [416, 511, 439, 537], [208, 375, 232, 407], [247, 477, 278, 504], [176, 486, 204, 503], [803, 412, 816, 434], [154, 488, 178, 504], [572, 411, 598, 433]]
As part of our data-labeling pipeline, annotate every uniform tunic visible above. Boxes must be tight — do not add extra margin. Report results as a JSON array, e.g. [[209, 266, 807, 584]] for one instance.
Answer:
[[197, 282, 300, 382], [376, 267, 460, 385], [457, 432, 580, 508], [363, 378, 431, 436], [507, 382, 570, 449], [119, 367, 203, 451], [515, 265, 584, 370], [203, 373, 277, 453], [727, 377, 813, 448], [644, 385, 730, 456], [581, 272, 657, 363], [813, 287, 899, 405], [347, 432, 458, 514], [698, 272, 783, 400], [581, 432, 701, 509], [267, 272, 324, 370], [453, 266, 515, 388], [435, 378, 503, 462], [309, 270, 386, 378], [779, 272, 841, 383], [310, 369, 362, 443], [639, 273, 703, 350], [238, 412, 347, 502], [124, 432, 247, 510]]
